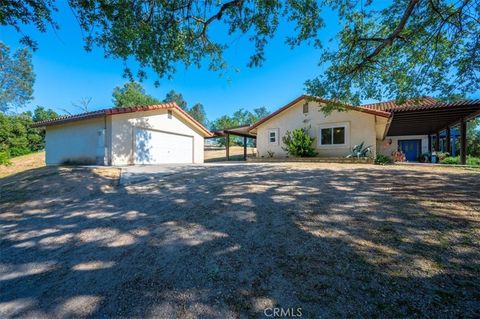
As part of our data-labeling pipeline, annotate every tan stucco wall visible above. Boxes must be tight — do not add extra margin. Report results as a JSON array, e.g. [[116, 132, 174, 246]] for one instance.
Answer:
[[45, 117, 105, 165], [110, 109, 205, 165], [377, 135, 429, 158], [255, 100, 384, 158]]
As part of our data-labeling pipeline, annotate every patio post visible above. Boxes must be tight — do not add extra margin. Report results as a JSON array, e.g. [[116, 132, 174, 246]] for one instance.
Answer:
[[226, 133, 230, 161], [243, 136, 247, 160], [436, 131, 440, 151], [460, 119, 467, 165], [446, 127, 451, 154], [428, 134, 432, 153]]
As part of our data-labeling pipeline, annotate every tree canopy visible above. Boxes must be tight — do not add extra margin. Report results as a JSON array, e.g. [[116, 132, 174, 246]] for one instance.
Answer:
[[163, 90, 188, 110], [112, 82, 160, 108], [3, 1, 478, 105], [111, 84, 208, 125], [0, 42, 35, 112], [189, 103, 207, 126]]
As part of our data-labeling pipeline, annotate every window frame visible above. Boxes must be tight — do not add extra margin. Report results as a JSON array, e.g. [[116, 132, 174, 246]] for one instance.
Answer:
[[268, 128, 279, 145], [317, 122, 349, 148], [303, 102, 309, 114]]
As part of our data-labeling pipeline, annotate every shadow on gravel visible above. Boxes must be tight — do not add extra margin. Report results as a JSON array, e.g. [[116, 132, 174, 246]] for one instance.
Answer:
[[1, 165, 479, 318]]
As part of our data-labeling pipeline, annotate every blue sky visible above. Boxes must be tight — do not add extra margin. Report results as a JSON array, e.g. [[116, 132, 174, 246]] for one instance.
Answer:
[[4, 3, 476, 122], [0, 3, 343, 121]]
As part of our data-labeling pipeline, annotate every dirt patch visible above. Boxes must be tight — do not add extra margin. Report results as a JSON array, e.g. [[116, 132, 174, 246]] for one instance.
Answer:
[[0, 152, 46, 178], [205, 146, 256, 161], [1, 163, 479, 318]]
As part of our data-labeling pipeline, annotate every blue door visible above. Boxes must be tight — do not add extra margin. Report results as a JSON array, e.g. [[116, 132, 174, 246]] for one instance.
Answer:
[[399, 140, 421, 161]]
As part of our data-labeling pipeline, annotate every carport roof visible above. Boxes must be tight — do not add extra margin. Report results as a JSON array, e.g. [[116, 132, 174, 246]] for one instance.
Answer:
[[362, 98, 480, 135], [31, 102, 213, 137]]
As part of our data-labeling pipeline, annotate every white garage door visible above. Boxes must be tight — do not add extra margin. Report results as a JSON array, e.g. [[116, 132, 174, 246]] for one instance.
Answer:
[[134, 128, 193, 164]]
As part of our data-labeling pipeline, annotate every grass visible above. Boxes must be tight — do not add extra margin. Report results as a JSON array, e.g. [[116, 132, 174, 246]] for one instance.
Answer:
[[0, 151, 46, 178]]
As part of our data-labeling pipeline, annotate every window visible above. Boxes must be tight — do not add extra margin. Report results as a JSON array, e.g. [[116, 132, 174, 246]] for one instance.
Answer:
[[319, 124, 347, 146], [167, 110, 173, 119], [268, 129, 278, 144], [303, 103, 309, 114]]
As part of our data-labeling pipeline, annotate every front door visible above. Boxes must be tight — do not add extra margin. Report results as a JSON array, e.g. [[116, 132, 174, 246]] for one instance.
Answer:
[[399, 139, 421, 162]]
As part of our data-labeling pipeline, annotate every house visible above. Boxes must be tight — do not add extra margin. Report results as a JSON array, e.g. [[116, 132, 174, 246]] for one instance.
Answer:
[[247, 95, 480, 163], [32, 103, 212, 165], [248, 95, 391, 159]]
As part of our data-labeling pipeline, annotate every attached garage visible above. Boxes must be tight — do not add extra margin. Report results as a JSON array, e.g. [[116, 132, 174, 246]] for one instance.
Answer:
[[32, 103, 212, 165]]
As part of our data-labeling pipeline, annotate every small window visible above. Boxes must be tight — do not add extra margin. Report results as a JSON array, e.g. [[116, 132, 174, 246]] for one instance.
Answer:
[[303, 103, 309, 114], [268, 129, 278, 144], [168, 110, 173, 119], [320, 125, 346, 146]]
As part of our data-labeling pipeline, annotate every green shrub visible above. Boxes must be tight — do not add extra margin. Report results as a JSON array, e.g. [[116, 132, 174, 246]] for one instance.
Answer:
[[375, 154, 393, 165], [440, 156, 460, 164], [467, 156, 480, 166], [0, 150, 11, 166], [282, 127, 317, 157], [440, 156, 480, 166]]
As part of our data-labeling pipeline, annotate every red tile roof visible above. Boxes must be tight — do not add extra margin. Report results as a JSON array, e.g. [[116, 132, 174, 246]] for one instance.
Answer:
[[31, 103, 213, 136], [361, 96, 480, 112], [361, 96, 438, 111], [248, 95, 391, 131]]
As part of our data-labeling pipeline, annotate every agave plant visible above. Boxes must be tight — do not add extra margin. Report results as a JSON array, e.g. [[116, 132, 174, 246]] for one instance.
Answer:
[[347, 142, 372, 158]]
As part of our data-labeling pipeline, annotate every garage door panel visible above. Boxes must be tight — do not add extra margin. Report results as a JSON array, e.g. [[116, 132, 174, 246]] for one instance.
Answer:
[[135, 128, 193, 164]]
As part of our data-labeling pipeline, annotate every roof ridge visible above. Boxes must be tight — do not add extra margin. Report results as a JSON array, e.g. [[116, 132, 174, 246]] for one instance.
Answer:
[[31, 102, 212, 136]]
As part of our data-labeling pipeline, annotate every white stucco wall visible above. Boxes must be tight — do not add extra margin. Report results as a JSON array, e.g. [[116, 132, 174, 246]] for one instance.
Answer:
[[45, 117, 105, 165], [377, 135, 429, 158], [109, 109, 205, 165], [255, 100, 384, 158]]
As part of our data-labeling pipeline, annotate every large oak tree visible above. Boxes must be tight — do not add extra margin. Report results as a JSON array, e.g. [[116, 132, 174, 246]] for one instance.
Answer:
[[2, 0, 479, 106]]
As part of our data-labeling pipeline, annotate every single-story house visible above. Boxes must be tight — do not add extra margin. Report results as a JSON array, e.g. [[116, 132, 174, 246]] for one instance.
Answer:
[[32, 103, 212, 165], [34, 94, 479, 166], [245, 95, 480, 163]]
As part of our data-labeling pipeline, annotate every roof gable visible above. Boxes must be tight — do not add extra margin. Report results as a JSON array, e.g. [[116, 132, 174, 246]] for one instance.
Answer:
[[249, 95, 391, 131], [31, 103, 212, 137]]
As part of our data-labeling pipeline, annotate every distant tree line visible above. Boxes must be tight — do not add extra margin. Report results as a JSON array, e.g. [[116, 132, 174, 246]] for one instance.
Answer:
[[111, 82, 208, 127]]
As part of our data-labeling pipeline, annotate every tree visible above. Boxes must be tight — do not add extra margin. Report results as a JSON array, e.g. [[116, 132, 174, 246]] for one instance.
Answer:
[[210, 115, 240, 146], [33, 106, 58, 123], [306, 0, 480, 108], [0, 106, 58, 164], [112, 82, 159, 108], [163, 90, 188, 110], [4, 2, 478, 105], [32, 106, 59, 147], [0, 42, 35, 112], [252, 107, 270, 122], [189, 103, 207, 126], [467, 118, 480, 157]]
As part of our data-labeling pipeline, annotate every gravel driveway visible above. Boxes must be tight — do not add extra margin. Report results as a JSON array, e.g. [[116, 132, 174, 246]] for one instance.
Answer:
[[1, 163, 480, 318]]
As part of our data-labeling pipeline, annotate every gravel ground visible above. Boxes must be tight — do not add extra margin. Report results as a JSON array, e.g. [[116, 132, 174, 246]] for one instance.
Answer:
[[1, 163, 480, 318]]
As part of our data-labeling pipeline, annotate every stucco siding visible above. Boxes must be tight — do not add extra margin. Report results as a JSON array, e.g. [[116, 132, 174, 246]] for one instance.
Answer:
[[45, 118, 105, 165], [256, 100, 379, 158], [110, 109, 204, 165], [377, 135, 429, 158]]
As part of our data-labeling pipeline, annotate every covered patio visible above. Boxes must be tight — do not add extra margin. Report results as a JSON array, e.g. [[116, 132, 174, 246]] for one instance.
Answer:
[[207, 124, 256, 161], [383, 100, 480, 164]]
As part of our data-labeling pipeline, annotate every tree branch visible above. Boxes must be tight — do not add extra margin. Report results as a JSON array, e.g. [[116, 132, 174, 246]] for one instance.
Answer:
[[349, 0, 420, 74]]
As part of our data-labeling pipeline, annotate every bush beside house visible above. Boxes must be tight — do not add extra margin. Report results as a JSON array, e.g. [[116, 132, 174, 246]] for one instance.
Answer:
[[282, 128, 317, 157]]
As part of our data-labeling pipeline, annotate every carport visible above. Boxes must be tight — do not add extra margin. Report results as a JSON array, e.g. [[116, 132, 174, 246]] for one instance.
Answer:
[[207, 124, 256, 160], [387, 100, 480, 164]]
